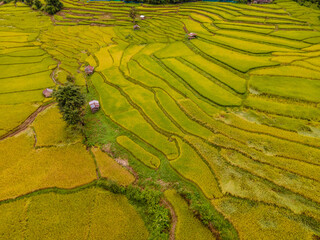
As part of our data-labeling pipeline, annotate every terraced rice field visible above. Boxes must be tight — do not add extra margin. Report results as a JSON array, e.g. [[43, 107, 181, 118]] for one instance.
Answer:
[[1, 0, 320, 239]]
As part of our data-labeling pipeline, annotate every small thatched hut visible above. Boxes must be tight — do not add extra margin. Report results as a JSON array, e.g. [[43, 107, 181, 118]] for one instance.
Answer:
[[133, 24, 140, 30], [42, 88, 53, 98], [187, 32, 198, 40], [89, 100, 100, 113], [85, 65, 94, 75]]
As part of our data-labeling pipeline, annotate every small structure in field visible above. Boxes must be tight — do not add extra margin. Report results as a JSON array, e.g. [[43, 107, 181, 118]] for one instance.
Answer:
[[133, 24, 140, 30], [42, 88, 53, 98], [89, 100, 100, 113], [187, 32, 198, 40], [85, 65, 94, 75], [140, 15, 145, 20]]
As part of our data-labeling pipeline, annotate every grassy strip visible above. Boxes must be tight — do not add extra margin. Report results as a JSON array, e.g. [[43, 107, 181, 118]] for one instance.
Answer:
[[221, 149, 320, 203], [170, 138, 222, 199], [216, 29, 310, 49], [190, 39, 279, 72], [117, 135, 161, 169], [249, 75, 320, 102], [244, 95, 320, 121], [161, 58, 242, 106], [92, 147, 135, 185], [182, 55, 247, 94], [222, 112, 320, 148], [250, 65, 320, 80], [164, 189, 216, 240], [155, 88, 214, 139]]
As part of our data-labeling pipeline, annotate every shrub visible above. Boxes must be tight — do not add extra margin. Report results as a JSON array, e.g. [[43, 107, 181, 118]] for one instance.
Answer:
[[129, 7, 138, 23], [126, 186, 170, 239], [43, 0, 63, 15], [25, 0, 33, 6], [177, 187, 215, 225], [66, 75, 75, 83], [32, 0, 42, 9]]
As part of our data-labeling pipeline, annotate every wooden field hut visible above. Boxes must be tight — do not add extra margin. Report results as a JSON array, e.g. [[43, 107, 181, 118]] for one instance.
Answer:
[[140, 15, 145, 20], [89, 100, 100, 113], [133, 24, 140, 30], [85, 65, 94, 75], [187, 32, 198, 40], [42, 88, 53, 98]]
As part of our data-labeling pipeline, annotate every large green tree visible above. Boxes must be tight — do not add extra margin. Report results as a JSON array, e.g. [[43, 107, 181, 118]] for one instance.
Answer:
[[53, 84, 85, 126], [43, 0, 63, 15], [129, 7, 138, 24]]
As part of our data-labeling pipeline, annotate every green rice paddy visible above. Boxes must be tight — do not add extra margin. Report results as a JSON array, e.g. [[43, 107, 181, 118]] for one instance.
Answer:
[[1, 0, 320, 239]]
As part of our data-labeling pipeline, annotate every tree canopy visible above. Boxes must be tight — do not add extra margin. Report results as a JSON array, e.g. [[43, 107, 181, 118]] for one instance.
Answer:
[[53, 84, 86, 126]]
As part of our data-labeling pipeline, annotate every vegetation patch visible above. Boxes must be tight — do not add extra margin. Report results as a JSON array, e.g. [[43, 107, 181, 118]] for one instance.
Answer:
[[117, 135, 161, 169]]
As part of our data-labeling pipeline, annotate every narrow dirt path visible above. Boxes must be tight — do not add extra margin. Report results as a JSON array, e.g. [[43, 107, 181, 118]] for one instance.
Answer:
[[161, 198, 177, 240], [0, 102, 54, 141]]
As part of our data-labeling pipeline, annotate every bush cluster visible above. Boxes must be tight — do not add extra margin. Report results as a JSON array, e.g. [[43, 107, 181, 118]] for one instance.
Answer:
[[6, 0, 63, 14], [290, 0, 319, 9], [176, 187, 237, 239], [126, 186, 170, 240], [99, 181, 171, 240], [43, 0, 63, 14], [53, 84, 86, 126], [177, 187, 215, 225], [25, 0, 42, 9]]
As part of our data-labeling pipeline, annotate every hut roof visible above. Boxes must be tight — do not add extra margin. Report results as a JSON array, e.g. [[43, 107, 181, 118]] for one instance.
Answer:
[[188, 32, 197, 37], [133, 24, 140, 30], [42, 88, 53, 98], [89, 100, 100, 113], [140, 15, 145, 19], [85, 65, 94, 74]]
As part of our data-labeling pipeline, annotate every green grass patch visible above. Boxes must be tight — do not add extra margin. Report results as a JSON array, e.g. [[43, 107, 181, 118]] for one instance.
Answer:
[[249, 75, 320, 102], [182, 55, 247, 94], [191, 39, 279, 72]]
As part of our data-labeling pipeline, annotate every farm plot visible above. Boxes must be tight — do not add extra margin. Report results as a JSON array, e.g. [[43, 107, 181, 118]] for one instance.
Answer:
[[0, 4, 55, 136], [0, 129, 97, 201], [0, 188, 149, 239], [87, 2, 320, 237], [1, 0, 320, 239]]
